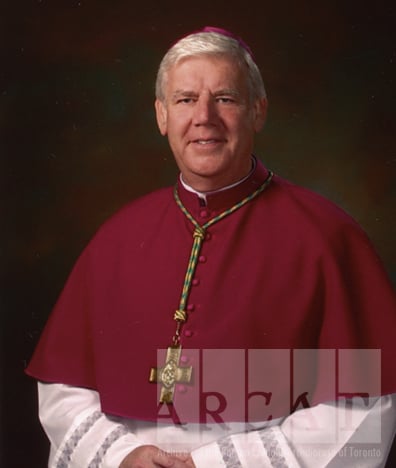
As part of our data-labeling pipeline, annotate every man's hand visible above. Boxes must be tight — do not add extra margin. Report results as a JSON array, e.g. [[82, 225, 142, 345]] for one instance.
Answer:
[[119, 445, 195, 468]]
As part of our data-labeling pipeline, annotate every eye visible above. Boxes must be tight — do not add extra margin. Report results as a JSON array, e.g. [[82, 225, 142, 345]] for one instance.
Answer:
[[176, 97, 195, 104], [216, 96, 236, 104]]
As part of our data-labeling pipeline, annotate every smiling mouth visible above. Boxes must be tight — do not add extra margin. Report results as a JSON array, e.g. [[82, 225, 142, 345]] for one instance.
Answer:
[[192, 139, 223, 145]]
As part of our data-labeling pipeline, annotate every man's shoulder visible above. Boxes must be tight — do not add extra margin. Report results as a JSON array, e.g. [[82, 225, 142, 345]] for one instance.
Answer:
[[91, 186, 174, 242], [269, 174, 367, 244], [273, 175, 356, 223], [114, 185, 174, 216]]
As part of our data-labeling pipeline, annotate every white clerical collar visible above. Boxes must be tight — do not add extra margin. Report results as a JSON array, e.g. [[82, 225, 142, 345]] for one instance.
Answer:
[[180, 156, 256, 203]]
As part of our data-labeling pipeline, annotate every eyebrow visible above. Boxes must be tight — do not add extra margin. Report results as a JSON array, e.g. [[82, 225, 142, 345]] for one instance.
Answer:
[[171, 90, 198, 100], [171, 89, 242, 100], [214, 89, 241, 98]]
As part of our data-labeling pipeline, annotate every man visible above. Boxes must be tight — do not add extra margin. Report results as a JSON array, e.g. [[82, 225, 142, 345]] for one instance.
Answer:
[[27, 27, 396, 467]]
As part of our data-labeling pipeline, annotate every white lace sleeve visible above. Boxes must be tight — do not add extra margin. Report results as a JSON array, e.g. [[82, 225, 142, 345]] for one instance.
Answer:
[[191, 395, 396, 467], [281, 394, 396, 468], [38, 382, 141, 468]]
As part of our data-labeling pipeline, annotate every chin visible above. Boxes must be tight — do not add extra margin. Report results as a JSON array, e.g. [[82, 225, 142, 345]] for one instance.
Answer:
[[186, 167, 231, 191], [190, 155, 227, 172], [190, 164, 225, 180]]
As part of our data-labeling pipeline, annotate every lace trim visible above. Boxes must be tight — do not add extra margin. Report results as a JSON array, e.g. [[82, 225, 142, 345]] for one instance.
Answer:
[[56, 411, 102, 468], [87, 425, 129, 467], [259, 427, 289, 468], [218, 436, 243, 467]]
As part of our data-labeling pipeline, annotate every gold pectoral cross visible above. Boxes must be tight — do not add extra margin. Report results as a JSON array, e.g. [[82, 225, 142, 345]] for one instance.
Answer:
[[149, 345, 192, 403]]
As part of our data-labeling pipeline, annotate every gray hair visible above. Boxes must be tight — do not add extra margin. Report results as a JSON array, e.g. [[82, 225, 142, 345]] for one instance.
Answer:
[[155, 31, 266, 103]]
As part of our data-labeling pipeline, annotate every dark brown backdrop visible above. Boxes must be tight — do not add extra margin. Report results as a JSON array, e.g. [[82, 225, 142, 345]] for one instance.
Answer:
[[1, 1, 395, 466]]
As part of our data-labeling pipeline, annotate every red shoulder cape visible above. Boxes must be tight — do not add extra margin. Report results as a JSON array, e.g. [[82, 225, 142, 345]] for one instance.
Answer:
[[26, 161, 396, 423]]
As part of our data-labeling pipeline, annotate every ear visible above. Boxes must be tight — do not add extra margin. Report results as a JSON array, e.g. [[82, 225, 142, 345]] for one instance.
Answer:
[[155, 99, 168, 136], [253, 97, 268, 133]]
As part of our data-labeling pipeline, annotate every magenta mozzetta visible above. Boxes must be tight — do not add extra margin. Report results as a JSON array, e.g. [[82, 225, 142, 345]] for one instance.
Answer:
[[26, 159, 396, 423]]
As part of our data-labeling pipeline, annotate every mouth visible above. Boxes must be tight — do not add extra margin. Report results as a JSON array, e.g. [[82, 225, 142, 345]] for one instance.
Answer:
[[195, 139, 217, 145], [191, 138, 224, 146]]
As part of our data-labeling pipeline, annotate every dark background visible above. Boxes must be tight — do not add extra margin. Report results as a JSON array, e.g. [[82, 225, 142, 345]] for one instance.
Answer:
[[1, 1, 395, 466]]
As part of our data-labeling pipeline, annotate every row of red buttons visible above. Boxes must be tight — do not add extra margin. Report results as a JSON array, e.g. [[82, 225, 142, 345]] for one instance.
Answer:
[[183, 213, 212, 341]]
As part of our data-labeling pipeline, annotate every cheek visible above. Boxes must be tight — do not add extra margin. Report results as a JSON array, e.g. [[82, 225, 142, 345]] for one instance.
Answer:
[[167, 114, 188, 135], [225, 110, 253, 130], [228, 119, 252, 139], [167, 128, 185, 156]]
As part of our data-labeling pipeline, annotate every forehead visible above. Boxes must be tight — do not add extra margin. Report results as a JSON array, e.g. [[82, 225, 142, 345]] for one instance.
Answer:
[[165, 55, 247, 92]]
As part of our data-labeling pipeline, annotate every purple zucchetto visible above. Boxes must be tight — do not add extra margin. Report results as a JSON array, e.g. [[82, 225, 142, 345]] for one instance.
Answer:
[[199, 26, 254, 59]]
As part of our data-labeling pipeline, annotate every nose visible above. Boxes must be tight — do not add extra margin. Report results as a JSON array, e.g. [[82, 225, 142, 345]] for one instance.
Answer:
[[192, 95, 217, 126]]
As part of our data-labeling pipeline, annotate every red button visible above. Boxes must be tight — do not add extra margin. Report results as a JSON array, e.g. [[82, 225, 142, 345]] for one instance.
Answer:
[[192, 278, 200, 286], [180, 355, 189, 364], [200, 210, 209, 218], [184, 329, 193, 337], [205, 232, 212, 240], [198, 255, 207, 263], [187, 304, 195, 311]]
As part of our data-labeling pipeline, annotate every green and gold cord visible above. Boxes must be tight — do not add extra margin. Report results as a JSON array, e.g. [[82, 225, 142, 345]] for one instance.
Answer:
[[172, 170, 274, 344]]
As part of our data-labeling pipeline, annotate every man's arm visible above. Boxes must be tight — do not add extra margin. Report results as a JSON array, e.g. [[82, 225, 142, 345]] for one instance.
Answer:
[[38, 382, 194, 468], [39, 382, 396, 467], [190, 395, 396, 467]]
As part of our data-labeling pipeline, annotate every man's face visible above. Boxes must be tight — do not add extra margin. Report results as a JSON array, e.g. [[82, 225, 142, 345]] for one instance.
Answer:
[[155, 55, 267, 191]]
